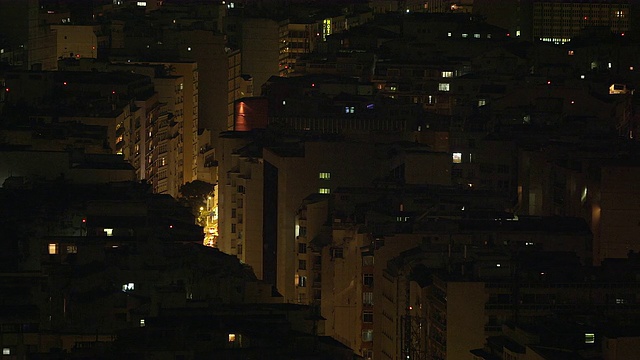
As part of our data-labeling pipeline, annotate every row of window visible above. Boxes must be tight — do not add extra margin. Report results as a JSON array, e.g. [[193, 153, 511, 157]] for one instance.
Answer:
[[49, 243, 77, 255]]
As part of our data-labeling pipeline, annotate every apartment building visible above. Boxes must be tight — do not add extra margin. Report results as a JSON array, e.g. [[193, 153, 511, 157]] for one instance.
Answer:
[[532, 1, 630, 44]]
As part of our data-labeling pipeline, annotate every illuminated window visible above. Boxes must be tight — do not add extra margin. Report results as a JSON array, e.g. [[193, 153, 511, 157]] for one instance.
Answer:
[[122, 283, 135, 291], [515, 30, 521, 37], [441, 71, 453, 78], [478, 99, 486, 107], [298, 275, 307, 287], [344, 106, 355, 113], [462, 33, 468, 38], [66, 245, 77, 253], [362, 330, 373, 342], [585, 333, 595, 344], [452, 152, 462, 164], [136, 1, 146, 6], [319, 172, 331, 179], [474, 33, 480, 38], [363, 292, 373, 305], [104, 228, 113, 236], [48, 243, 58, 255], [319, 188, 330, 194], [140, 319, 145, 327], [447, 32, 452, 37], [568, 50, 574, 56], [3, 348, 10, 355], [228, 333, 236, 342], [438, 83, 450, 92], [496, 263, 501, 267]]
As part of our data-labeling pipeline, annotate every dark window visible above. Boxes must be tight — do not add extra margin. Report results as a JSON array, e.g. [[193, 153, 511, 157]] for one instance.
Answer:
[[363, 274, 374, 287], [363, 311, 373, 323]]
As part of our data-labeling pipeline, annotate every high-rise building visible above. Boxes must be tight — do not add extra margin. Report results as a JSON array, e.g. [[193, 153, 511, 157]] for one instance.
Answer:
[[532, 0, 630, 44]]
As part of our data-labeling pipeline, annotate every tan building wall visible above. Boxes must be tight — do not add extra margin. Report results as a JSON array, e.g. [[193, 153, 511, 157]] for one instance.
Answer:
[[321, 227, 367, 354], [263, 141, 389, 303], [445, 281, 487, 360], [602, 335, 640, 360], [597, 165, 640, 262], [50, 25, 98, 60], [143, 61, 199, 184]]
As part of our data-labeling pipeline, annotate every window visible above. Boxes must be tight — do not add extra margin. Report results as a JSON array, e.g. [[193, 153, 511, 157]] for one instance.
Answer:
[[237, 244, 243, 255], [344, 106, 355, 113], [478, 99, 486, 107], [48, 243, 58, 255], [452, 152, 462, 164], [568, 50, 574, 56], [474, 33, 480, 38], [441, 71, 453, 78], [447, 32, 452, 37], [298, 275, 307, 287], [122, 283, 135, 291], [362, 255, 374, 266], [363, 292, 373, 305], [298, 243, 307, 254], [299, 226, 307, 236], [299, 260, 307, 270], [231, 224, 236, 233], [231, 208, 236, 218], [229, 333, 236, 342], [363, 274, 374, 287], [136, 1, 146, 6], [462, 33, 468, 38], [363, 311, 373, 323], [585, 333, 595, 344], [438, 83, 450, 92], [362, 330, 373, 342], [2, 348, 9, 355], [319, 172, 331, 179], [319, 188, 330, 194], [140, 319, 146, 327], [66, 245, 77, 254], [332, 247, 343, 259], [104, 228, 113, 236]]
